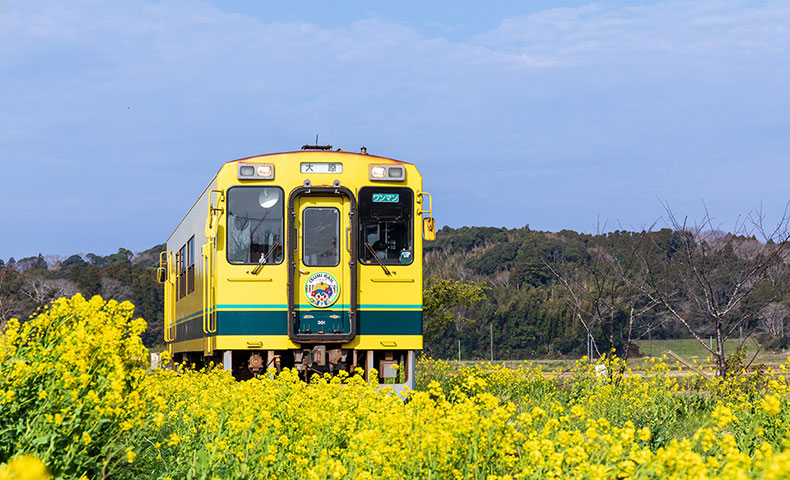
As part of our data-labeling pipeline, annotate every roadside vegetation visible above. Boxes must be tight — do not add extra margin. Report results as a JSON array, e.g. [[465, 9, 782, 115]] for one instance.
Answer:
[[2, 296, 790, 479]]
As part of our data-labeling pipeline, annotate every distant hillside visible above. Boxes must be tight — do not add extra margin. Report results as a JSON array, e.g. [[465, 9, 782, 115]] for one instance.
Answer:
[[423, 226, 789, 359], [1, 227, 787, 358], [0, 246, 165, 346]]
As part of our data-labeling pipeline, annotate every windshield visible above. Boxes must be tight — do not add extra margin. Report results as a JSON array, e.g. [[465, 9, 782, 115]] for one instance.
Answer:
[[358, 187, 413, 265], [227, 186, 284, 264]]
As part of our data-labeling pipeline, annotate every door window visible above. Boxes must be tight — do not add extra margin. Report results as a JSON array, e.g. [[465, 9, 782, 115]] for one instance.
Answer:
[[302, 207, 340, 267]]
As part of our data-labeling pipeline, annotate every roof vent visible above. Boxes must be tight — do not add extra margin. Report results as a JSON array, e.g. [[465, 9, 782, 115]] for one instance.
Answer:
[[301, 144, 332, 151]]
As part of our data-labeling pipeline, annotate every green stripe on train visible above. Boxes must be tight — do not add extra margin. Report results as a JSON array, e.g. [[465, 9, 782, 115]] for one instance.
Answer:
[[172, 310, 422, 342]]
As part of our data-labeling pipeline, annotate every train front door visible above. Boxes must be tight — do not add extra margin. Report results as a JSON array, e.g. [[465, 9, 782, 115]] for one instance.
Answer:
[[288, 189, 357, 342]]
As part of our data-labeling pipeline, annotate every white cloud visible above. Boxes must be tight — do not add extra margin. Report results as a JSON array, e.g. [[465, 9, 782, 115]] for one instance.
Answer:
[[475, 1, 790, 66]]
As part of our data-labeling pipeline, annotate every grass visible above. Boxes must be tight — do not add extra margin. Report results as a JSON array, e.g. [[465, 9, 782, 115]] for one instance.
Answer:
[[450, 338, 789, 375], [635, 338, 762, 359]]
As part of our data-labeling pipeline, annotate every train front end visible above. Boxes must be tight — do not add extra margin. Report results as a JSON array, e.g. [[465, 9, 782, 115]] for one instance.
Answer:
[[160, 148, 435, 390]]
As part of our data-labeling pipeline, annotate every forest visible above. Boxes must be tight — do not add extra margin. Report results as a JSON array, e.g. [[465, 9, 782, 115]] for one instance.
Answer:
[[0, 246, 165, 347], [1, 222, 788, 367], [423, 218, 789, 377]]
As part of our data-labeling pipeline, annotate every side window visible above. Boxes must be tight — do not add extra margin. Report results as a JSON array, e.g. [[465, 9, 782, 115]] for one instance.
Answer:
[[177, 245, 186, 299], [187, 236, 195, 294], [227, 187, 284, 265], [358, 187, 414, 265], [174, 250, 179, 301]]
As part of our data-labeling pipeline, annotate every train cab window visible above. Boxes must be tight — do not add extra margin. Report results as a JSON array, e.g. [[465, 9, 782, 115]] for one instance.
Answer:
[[227, 187, 284, 265], [358, 187, 413, 265], [302, 207, 340, 267]]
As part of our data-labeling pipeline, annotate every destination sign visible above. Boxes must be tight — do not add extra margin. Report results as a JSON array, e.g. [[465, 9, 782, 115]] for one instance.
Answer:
[[300, 162, 343, 174], [372, 193, 400, 203]]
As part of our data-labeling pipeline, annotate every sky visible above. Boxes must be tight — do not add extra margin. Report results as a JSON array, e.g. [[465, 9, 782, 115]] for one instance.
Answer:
[[1, 0, 789, 260]]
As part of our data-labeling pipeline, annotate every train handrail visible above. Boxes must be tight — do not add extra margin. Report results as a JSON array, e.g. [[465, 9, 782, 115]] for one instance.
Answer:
[[202, 189, 223, 342], [201, 240, 215, 336], [419, 192, 436, 241], [201, 243, 209, 336], [419, 192, 433, 216], [159, 251, 176, 343]]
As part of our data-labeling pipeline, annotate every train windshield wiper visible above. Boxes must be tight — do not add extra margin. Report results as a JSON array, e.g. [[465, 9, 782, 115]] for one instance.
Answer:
[[364, 242, 391, 276], [252, 242, 279, 275]]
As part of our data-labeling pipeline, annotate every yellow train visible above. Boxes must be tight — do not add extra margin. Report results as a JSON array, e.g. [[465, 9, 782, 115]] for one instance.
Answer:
[[158, 146, 435, 389]]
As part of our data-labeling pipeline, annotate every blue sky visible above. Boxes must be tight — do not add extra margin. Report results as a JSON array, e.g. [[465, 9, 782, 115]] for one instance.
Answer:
[[1, 0, 788, 260]]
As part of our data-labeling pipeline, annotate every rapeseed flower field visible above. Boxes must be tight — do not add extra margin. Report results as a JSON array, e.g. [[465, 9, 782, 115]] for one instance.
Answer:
[[1, 295, 790, 479]]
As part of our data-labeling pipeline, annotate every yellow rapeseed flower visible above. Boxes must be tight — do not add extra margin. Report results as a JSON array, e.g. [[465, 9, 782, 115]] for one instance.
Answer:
[[762, 395, 781, 417], [0, 455, 51, 480], [167, 433, 180, 446], [712, 405, 734, 429]]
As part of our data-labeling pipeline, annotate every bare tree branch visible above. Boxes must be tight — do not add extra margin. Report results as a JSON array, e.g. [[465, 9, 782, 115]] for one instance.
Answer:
[[638, 201, 790, 376]]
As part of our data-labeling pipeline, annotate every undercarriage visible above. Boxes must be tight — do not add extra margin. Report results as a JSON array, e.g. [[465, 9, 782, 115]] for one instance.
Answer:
[[173, 347, 415, 388]]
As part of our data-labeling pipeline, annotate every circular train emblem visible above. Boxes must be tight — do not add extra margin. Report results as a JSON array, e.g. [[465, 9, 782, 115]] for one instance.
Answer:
[[304, 272, 339, 308]]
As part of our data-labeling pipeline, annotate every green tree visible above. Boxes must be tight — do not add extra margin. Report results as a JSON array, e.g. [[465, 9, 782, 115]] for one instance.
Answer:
[[423, 279, 487, 342], [106, 248, 133, 265], [61, 254, 88, 272], [16, 254, 48, 272]]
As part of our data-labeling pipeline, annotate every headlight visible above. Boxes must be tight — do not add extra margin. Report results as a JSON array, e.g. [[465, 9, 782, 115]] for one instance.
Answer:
[[369, 165, 405, 181], [238, 163, 274, 180]]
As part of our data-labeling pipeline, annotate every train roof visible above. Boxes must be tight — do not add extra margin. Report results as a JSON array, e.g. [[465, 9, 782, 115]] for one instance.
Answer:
[[223, 150, 415, 168], [167, 150, 417, 243]]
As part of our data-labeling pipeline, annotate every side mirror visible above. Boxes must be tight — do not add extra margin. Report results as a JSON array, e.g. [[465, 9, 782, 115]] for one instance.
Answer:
[[156, 266, 167, 283], [205, 216, 217, 240], [423, 217, 436, 241], [205, 189, 225, 240]]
